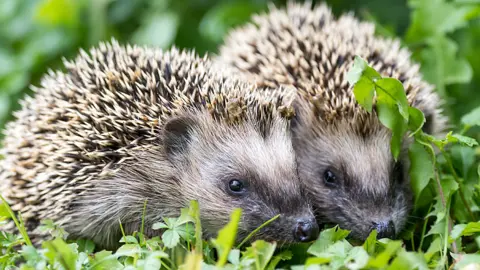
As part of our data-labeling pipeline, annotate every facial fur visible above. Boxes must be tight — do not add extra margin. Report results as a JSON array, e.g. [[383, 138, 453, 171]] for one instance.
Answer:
[[293, 106, 413, 240], [64, 111, 317, 249]]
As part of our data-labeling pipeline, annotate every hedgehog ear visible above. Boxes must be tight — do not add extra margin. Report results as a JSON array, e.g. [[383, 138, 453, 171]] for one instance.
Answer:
[[163, 116, 198, 156], [290, 99, 313, 132]]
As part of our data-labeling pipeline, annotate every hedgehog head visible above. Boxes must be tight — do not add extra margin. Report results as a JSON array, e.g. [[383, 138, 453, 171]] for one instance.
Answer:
[[291, 98, 412, 240], [0, 40, 321, 248], [161, 104, 319, 244]]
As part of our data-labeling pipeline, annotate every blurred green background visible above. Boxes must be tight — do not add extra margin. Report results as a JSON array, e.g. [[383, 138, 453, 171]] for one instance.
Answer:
[[0, 0, 479, 139]]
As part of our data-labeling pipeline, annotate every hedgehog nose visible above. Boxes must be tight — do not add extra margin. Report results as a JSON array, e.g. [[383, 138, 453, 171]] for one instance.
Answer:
[[373, 220, 395, 239], [293, 218, 319, 242]]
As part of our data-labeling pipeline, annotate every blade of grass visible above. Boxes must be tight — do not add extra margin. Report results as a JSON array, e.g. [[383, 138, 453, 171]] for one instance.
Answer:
[[0, 194, 32, 246], [141, 199, 148, 244], [236, 214, 280, 249]]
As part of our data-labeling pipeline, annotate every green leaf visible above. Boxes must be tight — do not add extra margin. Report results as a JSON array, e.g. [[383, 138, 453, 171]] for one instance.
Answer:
[[387, 250, 428, 270], [427, 176, 459, 237], [452, 254, 480, 269], [408, 141, 434, 202], [447, 133, 479, 147], [347, 56, 367, 85], [451, 145, 476, 178], [367, 240, 402, 268], [344, 247, 369, 270], [227, 249, 240, 265], [408, 107, 426, 136], [461, 106, 480, 128], [76, 239, 95, 254], [363, 230, 377, 255], [162, 229, 180, 249], [424, 237, 442, 262], [307, 226, 350, 256], [441, 176, 460, 201], [451, 222, 480, 240], [152, 222, 169, 230], [346, 56, 381, 85], [304, 256, 331, 266], [266, 250, 292, 270], [177, 207, 195, 226], [144, 256, 161, 270], [38, 219, 68, 239], [144, 251, 168, 270], [115, 243, 141, 257], [132, 12, 179, 49], [353, 77, 375, 113], [376, 101, 408, 159], [91, 250, 123, 269], [376, 78, 410, 120], [176, 224, 195, 242], [119, 235, 138, 244], [42, 238, 77, 270], [242, 240, 276, 270], [21, 245, 40, 262], [212, 208, 241, 267]]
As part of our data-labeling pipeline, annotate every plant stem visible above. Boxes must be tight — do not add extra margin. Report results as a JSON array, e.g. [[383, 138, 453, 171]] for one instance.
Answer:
[[434, 170, 446, 208], [434, 169, 457, 270], [441, 150, 476, 221], [418, 203, 433, 252], [140, 199, 148, 246], [236, 214, 281, 249], [161, 260, 172, 270]]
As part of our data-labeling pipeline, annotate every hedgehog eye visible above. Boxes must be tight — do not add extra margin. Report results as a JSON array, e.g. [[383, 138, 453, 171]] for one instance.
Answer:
[[323, 170, 337, 187], [228, 179, 247, 195]]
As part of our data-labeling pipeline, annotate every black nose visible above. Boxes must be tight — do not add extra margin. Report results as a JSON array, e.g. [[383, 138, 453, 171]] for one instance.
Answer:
[[293, 218, 319, 242], [373, 220, 396, 239]]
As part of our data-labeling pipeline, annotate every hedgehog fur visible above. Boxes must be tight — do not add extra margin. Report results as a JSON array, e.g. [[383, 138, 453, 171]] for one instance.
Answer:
[[0, 39, 319, 248], [215, 2, 447, 240]]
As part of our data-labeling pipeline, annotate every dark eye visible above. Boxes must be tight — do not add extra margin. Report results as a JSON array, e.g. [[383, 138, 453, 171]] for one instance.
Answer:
[[228, 179, 247, 195], [323, 170, 337, 187]]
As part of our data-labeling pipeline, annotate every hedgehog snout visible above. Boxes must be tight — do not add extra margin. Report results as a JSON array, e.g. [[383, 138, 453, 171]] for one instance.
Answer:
[[293, 217, 319, 242], [371, 220, 396, 239]]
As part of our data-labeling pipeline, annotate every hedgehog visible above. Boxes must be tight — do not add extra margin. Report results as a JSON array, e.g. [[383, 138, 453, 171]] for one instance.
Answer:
[[0, 40, 320, 249], [214, 2, 447, 240]]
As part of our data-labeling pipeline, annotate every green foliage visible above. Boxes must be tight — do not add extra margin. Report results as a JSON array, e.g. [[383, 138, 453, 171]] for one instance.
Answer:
[[347, 56, 480, 270], [211, 208, 241, 267], [347, 56, 412, 159], [1, 0, 480, 269]]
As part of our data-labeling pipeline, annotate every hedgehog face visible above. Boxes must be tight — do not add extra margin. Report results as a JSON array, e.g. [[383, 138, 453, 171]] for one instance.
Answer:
[[292, 116, 413, 240], [163, 111, 319, 244]]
